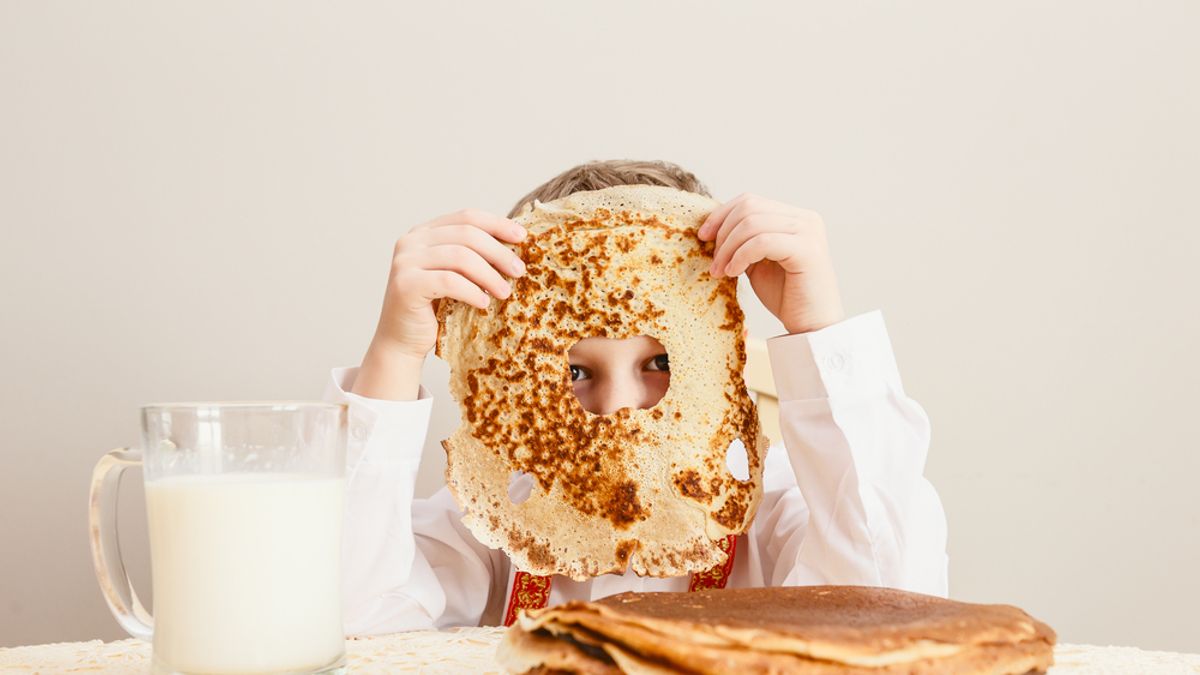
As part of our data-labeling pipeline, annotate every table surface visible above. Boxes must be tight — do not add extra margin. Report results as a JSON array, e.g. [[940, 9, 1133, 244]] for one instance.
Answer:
[[3, 627, 1199, 674]]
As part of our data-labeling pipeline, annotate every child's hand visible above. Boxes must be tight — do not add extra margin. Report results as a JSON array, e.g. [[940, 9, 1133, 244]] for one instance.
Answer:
[[371, 209, 527, 362], [354, 209, 527, 400], [698, 194, 845, 335]]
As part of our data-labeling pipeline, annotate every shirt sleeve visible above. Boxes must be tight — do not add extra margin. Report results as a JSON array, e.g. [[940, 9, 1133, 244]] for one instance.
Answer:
[[324, 367, 503, 633], [758, 311, 949, 596]]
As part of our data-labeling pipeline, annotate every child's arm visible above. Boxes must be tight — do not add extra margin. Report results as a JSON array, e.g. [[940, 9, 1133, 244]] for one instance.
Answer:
[[757, 313, 948, 594], [702, 196, 947, 593], [324, 370, 509, 632], [327, 209, 527, 632], [352, 209, 528, 401]]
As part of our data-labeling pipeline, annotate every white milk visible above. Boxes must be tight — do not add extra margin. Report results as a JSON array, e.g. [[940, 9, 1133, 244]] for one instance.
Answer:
[[145, 473, 345, 674]]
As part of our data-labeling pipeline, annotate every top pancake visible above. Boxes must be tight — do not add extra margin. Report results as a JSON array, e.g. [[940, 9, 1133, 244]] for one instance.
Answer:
[[523, 586, 1057, 666], [436, 185, 767, 580]]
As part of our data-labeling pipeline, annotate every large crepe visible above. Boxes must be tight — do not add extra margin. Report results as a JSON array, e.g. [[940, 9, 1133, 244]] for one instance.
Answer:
[[501, 586, 1058, 674], [436, 186, 767, 580]]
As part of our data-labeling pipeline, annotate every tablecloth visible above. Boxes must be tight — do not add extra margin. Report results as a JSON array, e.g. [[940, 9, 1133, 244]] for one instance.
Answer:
[[3, 627, 1199, 674]]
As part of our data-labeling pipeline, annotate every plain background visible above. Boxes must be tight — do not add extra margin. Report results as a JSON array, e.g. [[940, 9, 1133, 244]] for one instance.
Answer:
[[2, 0, 1197, 653]]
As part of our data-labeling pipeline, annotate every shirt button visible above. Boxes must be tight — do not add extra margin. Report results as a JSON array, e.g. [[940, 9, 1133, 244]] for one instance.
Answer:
[[826, 353, 847, 371]]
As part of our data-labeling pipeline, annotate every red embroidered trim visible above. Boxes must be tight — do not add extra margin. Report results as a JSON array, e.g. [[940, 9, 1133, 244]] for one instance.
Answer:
[[503, 571, 553, 627], [688, 535, 738, 592], [502, 535, 739, 625]]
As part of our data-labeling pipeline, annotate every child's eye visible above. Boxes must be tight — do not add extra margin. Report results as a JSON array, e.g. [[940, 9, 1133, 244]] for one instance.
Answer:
[[646, 354, 670, 372], [569, 365, 591, 382]]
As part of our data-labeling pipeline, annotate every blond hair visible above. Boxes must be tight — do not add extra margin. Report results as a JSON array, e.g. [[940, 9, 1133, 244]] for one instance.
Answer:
[[508, 160, 711, 218]]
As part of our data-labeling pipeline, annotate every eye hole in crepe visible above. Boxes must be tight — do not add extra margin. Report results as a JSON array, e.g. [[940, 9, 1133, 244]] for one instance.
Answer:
[[567, 335, 670, 415], [725, 438, 750, 481], [508, 470, 534, 505]]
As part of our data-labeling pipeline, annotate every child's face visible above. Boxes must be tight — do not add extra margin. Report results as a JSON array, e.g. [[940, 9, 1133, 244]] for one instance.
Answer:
[[567, 336, 670, 415]]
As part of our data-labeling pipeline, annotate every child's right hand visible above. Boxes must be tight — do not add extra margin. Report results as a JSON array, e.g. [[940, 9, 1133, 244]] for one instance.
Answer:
[[352, 209, 527, 401]]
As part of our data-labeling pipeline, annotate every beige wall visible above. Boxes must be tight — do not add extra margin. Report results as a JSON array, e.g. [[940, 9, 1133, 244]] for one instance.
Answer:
[[2, 0, 1198, 652]]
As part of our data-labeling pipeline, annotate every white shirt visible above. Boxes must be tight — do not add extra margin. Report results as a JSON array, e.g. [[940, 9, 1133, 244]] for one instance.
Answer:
[[323, 311, 948, 635]]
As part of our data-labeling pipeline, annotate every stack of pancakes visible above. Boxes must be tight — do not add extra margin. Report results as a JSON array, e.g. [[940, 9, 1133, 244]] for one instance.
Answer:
[[497, 586, 1056, 674]]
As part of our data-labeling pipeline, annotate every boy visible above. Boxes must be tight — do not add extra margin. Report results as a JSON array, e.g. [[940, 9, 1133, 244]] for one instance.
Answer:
[[325, 160, 948, 634]]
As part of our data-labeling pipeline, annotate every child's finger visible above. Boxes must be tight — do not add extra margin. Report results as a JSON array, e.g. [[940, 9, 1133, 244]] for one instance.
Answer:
[[710, 201, 757, 270], [425, 225, 527, 278], [421, 245, 514, 300], [712, 203, 796, 272], [723, 232, 797, 277], [421, 270, 492, 310], [426, 208, 527, 243], [711, 214, 797, 276], [697, 194, 747, 241]]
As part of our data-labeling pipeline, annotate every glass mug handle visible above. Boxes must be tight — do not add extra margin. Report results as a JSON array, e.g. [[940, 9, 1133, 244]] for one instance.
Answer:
[[88, 448, 153, 641]]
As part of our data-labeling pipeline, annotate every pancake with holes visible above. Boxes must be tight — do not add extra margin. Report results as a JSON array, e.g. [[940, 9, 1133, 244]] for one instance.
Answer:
[[500, 586, 1058, 674], [435, 185, 767, 580]]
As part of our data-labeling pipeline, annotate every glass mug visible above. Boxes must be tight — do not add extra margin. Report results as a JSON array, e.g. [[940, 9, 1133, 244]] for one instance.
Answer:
[[89, 402, 348, 675]]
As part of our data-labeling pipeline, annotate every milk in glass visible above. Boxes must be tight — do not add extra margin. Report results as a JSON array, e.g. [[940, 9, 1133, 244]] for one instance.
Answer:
[[145, 473, 344, 674]]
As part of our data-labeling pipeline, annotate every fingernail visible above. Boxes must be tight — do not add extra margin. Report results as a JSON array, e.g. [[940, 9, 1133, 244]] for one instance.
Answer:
[[511, 258, 526, 276], [513, 225, 527, 240]]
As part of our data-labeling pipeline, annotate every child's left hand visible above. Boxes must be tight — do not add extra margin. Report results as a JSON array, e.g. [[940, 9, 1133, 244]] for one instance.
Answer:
[[698, 194, 845, 335]]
